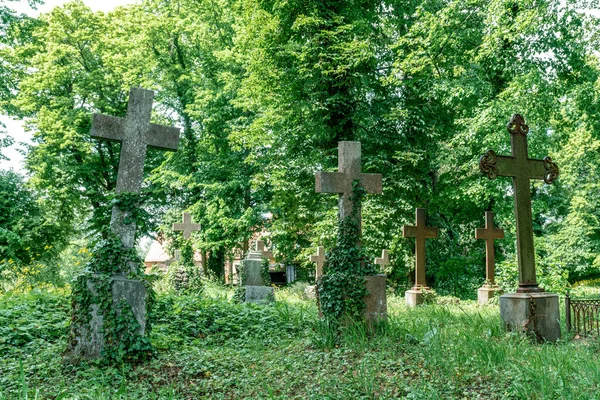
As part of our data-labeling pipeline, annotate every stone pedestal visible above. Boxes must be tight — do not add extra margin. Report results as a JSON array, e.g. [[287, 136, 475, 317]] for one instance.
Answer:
[[241, 251, 266, 286], [364, 275, 387, 325], [244, 286, 275, 303], [405, 287, 431, 308], [500, 292, 561, 342], [66, 275, 147, 360], [478, 284, 503, 305]]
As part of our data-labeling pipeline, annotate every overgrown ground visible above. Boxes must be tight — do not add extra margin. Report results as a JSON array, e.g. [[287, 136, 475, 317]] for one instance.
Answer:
[[1, 282, 600, 400]]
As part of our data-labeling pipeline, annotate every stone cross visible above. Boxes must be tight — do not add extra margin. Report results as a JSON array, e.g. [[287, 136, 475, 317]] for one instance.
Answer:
[[475, 211, 504, 285], [309, 246, 326, 279], [315, 141, 382, 226], [172, 212, 200, 239], [375, 250, 390, 272], [479, 114, 559, 292], [256, 240, 273, 259], [91, 87, 180, 250], [403, 208, 438, 289]]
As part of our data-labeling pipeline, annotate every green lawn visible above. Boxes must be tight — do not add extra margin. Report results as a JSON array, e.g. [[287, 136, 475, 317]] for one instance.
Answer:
[[1, 283, 600, 399]]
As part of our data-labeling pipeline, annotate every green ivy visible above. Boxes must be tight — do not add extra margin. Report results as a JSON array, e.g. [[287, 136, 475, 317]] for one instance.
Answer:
[[112, 192, 150, 233], [317, 181, 377, 322]]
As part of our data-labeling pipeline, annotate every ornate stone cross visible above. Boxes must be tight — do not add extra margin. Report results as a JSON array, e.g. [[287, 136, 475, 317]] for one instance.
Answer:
[[315, 141, 382, 226], [310, 246, 326, 279], [172, 212, 200, 239], [91, 88, 180, 249], [479, 114, 559, 292], [403, 209, 438, 289], [256, 240, 273, 259], [375, 250, 390, 272], [475, 211, 504, 285]]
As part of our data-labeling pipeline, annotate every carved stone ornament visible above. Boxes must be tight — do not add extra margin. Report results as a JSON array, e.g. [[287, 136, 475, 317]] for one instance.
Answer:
[[506, 114, 529, 135], [479, 149, 498, 180], [543, 156, 559, 184]]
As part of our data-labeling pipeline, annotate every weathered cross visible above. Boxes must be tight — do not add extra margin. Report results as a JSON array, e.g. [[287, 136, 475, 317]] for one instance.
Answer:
[[403, 208, 438, 289], [475, 211, 504, 286], [375, 250, 390, 272], [480, 114, 559, 292], [91, 87, 180, 250], [256, 240, 273, 259], [172, 212, 200, 239], [315, 141, 382, 227], [309, 246, 326, 279]]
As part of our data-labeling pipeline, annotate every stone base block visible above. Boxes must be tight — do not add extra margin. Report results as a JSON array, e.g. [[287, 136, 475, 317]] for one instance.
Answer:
[[500, 292, 561, 342], [478, 285, 503, 305], [364, 275, 387, 325], [66, 275, 147, 360], [304, 285, 317, 300], [405, 287, 431, 308], [245, 286, 275, 303]]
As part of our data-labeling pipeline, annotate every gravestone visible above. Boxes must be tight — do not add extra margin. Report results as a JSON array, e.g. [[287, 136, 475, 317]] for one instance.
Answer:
[[305, 246, 326, 299], [239, 241, 275, 303], [315, 141, 386, 322], [480, 114, 560, 341], [256, 240, 273, 260], [375, 250, 390, 273], [66, 88, 180, 359], [173, 212, 200, 239], [403, 208, 438, 307], [475, 211, 504, 305]]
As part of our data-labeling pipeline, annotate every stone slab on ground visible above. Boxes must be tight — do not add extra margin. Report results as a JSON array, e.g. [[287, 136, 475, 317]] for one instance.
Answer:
[[478, 285, 503, 306], [405, 288, 430, 308], [67, 275, 147, 360], [500, 292, 561, 342], [244, 286, 275, 303], [364, 275, 387, 325]]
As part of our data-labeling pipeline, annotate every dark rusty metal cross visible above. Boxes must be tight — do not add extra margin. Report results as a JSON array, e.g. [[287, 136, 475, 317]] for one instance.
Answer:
[[315, 141, 382, 227], [479, 114, 559, 293], [475, 211, 504, 286], [172, 212, 200, 239], [403, 208, 438, 289], [91, 88, 180, 250]]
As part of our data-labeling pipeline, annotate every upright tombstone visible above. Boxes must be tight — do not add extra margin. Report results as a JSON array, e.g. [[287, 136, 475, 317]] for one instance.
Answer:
[[480, 114, 560, 341], [173, 212, 200, 239], [403, 208, 438, 307], [305, 246, 326, 300], [475, 211, 504, 305], [239, 241, 275, 303], [256, 240, 274, 260], [315, 141, 386, 324], [67, 88, 180, 359], [375, 250, 390, 273]]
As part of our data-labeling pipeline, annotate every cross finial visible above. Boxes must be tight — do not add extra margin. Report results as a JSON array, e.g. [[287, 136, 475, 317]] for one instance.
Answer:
[[479, 114, 559, 292], [309, 246, 326, 279], [403, 208, 438, 289], [475, 211, 504, 285], [172, 212, 200, 239], [375, 250, 390, 272]]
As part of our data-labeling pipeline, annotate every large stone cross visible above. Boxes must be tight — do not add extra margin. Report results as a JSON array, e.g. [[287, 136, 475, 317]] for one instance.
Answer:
[[315, 141, 382, 225], [256, 240, 273, 259], [403, 208, 438, 289], [172, 212, 200, 239], [475, 211, 504, 285], [479, 114, 559, 292], [91, 88, 180, 249], [310, 246, 326, 279], [375, 250, 390, 272]]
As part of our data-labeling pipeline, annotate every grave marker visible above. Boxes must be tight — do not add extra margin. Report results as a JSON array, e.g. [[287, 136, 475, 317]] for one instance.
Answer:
[[310, 246, 326, 279], [173, 212, 200, 239], [475, 211, 504, 304], [375, 250, 390, 272]]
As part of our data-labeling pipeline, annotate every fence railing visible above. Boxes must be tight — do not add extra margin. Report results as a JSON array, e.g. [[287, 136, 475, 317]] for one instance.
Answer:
[[565, 292, 600, 336]]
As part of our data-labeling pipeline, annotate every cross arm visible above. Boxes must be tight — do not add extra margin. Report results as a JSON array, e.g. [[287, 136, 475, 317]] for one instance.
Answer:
[[475, 228, 504, 240], [315, 171, 347, 194], [146, 124, 181, 151], [360, 173, 383, 194], [90, 114, 126, 142], [403, 226, 417, 238]]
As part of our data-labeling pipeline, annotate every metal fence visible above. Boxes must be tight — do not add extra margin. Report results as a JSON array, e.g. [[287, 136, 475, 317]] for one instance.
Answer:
[[565, 293, 600, 336]]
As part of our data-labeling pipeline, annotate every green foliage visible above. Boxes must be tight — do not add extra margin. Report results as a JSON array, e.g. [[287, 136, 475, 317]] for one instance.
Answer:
[[166, 241, 204, 295], [318, 181, 377, 321]]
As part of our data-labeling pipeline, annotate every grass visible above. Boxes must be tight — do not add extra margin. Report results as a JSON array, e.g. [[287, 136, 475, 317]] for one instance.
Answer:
[[2, 281, 600, 399]]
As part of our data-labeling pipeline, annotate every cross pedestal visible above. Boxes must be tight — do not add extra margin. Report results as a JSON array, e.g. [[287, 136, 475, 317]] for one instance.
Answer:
[[475, 211, 504, 305], [173, 212, 200, 239], [480, 114, 560, 341], [403, 208, 438, 307]]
